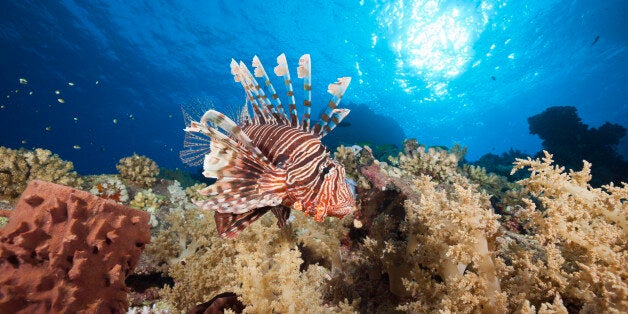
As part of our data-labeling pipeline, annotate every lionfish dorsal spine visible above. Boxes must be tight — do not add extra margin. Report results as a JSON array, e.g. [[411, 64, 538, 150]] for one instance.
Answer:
[[231, 59, 265, 125], [252, 55, 290, 124], [274, 53, 299, 128], [238, 61, 279, 124], [321, 108, 351, 137], [297, 54, 312, 130], [312, 77, 352, 136]]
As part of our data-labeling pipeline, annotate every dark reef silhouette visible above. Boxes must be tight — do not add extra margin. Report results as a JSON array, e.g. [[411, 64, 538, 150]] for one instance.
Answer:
[[322, 103, 406, 154], [527, 105, 628, 186]]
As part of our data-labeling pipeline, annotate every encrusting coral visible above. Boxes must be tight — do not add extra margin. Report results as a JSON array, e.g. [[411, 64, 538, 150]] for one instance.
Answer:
[[116, 154, 160, 187], [0, 146, 83, 201]]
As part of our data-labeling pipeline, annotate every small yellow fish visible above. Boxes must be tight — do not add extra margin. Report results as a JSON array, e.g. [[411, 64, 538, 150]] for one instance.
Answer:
[[19, 78, 27, 84], [95, 80, 99, 85], [113, 119, 118, 124], [73, 145, 81, 150], [29, 91, 33, 95], [57, 98, 65, 103], [68, 82, 75, 86], [45, 126, 52, 132], [55, 90, 60, 94]]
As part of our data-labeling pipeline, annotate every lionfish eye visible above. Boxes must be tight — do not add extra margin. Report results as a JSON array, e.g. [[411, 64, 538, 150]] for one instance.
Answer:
[[322, 166, 330, 175]]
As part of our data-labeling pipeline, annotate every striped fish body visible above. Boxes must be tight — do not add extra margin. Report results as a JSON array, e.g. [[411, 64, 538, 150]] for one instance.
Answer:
[[182, 53, 355, 238], [242, 123, 355, 220]]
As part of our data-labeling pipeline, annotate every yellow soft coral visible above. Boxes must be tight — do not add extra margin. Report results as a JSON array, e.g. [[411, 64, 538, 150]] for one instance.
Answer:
[[400, 174, 507, 313], [391, 144, 460, 182], [152, 207, 355, 313], [504, 151, 627, 312]]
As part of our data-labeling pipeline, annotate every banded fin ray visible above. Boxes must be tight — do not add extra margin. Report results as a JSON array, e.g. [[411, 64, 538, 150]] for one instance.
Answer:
[[320, 108, 351, 137], [297, 54, 312, 131], [231, 59, 266, 124], [252, 55, 290, 123], [274, 53, 299, 128], [238, 61, 278, 124], [313, 77, 351, 136], [198, 109, 262, 156]]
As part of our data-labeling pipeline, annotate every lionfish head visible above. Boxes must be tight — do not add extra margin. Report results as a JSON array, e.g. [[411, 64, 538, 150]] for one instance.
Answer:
[[314, 157, 356, 220]]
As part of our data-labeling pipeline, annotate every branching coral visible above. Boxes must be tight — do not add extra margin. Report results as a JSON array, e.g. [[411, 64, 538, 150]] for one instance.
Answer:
[[389, 141, 461, 183], [149, 205, 355, 313], [231, 217, 333, 313], [333, 145, 360, 181], [150, 207, 239, 310], [400, 175, 507, 313], [0, 146, 83, 201], [503, 151, 628, 312], [117, 154, 159, 187]]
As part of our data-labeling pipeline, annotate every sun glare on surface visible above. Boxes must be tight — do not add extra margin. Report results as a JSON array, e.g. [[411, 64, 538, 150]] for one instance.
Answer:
[[375, 0, 499, 98]]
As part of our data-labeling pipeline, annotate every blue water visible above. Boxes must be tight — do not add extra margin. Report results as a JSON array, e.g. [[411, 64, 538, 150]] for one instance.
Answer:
[[1, 0, 626, 174]]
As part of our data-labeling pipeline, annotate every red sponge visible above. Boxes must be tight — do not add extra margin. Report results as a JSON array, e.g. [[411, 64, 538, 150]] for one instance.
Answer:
[[0, 180, 151, 313]]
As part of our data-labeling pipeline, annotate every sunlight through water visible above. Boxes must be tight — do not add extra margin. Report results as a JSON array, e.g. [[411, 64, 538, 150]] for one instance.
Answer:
[[375, 0, 502, 99]]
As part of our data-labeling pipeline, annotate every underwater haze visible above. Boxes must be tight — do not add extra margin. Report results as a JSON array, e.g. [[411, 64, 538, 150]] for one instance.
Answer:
[[1, 0, 626, 174]]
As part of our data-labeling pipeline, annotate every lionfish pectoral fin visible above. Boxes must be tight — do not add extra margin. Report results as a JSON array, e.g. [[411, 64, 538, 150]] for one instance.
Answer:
[[214, 207, 273, 239], [187, 107, 290, 215]]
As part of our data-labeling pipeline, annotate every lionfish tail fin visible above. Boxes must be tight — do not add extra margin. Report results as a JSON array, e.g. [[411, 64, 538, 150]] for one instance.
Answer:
[[313, 77, 352, 137]]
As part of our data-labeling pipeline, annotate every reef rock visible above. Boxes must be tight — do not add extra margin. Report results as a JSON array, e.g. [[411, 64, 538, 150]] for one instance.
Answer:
[[0, 180, 151, 313]]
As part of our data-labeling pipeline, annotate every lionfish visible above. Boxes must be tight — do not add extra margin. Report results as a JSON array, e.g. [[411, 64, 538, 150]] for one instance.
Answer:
[[181, 53, 356, 238]]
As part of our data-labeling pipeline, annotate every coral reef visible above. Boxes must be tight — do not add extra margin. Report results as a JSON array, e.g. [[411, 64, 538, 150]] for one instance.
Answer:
[[1, 142, 624, 313], [528, 106, 628, 186], [504, 151, 627, 312], [117, 154, 160, 187], [0, 180, 151, 313], [0, 146, 83, 202], [148, 205, 354, 313]]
